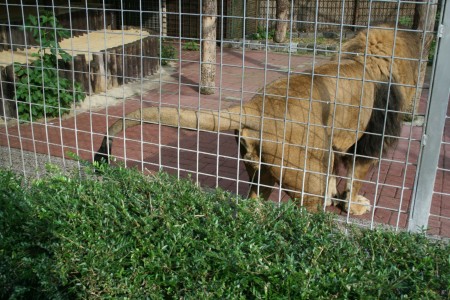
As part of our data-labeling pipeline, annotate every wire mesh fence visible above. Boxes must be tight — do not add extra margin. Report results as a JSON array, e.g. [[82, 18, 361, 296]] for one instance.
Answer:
[[432, 106, 450, 236], [258, 0, 417, 32], [0, 0, 449, 238]]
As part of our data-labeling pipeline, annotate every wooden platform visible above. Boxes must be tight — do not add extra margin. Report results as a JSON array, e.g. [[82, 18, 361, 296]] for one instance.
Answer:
[[0, 29, 159, 118]]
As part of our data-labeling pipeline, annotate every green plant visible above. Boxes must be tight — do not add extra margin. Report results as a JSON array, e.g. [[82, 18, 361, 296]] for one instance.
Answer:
[[14, 12, 85, 122], [1, 164, 449, 299], [399, 16, 413, 27], [161, 43, 176, 65], [182, 40, 200, 51], [428, 37, 437, 64], [249, 25, 275, 40]]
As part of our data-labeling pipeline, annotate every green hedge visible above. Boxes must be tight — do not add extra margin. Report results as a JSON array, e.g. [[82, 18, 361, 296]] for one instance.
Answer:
[[1, 164, 449, 299]]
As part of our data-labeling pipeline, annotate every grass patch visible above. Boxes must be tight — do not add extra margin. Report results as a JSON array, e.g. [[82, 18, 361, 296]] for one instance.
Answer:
[[1, 164, 449, 299], [182, 41, 200, 51]]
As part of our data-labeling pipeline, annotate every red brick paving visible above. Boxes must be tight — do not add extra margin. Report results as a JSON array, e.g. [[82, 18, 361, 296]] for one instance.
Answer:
[[1, 48, 449, 237]]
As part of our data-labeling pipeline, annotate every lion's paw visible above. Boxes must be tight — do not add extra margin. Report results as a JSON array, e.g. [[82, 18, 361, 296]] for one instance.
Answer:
[[345, 195, 371, 215], [325, 196, 333, 207], [326, 176, 338, 207]]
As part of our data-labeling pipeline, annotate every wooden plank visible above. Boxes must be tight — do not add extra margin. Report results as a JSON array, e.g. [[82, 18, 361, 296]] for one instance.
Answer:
[[58, 59, 73, 84], [0, 65, 18, 118], [127, 44, 134, 82], [147, 38, 153, 76], [77, 54, 91, 95], [149, 38, 156, 75], [125, 44, 132, 83], [91, 52, 107, 93], [73, 54, 84, 88], [151, 38, 159, 75], [352, 0, 360, 30], [104, 50, 112, 90], [143, 37, 149, 77], [0, 26, 7, 51], [132, 43, 139, 80], [108, 49, 118, 87], [116, 47, 124, 85], [122, 45, 128, 84]]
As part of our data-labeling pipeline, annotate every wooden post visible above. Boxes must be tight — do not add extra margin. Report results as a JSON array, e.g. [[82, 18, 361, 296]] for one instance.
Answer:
[[122, 47, 127, 84], [151, 38, 157, 75], [353, 0, 360, 31], [109, 49, 118, 87], [58, 59, 73, 85], [162, 0, 167, 36], [413, 0, 437, 31], [109, 11, 116, 30], [147, 38, 152, 76], [74, 54, 90, 94], [73, 55, 83, 86], [105, 51, 112, 90], [67, 59, 75, 85], [0, 65, 17, 118], [142, 38, 148, 77], [132, 43, 139, 80], [124, 45, 130, 83], [200, 0, 217, 95], [410, 0, 438, 114], [274, 0, 290, 43], [116, 47, 124, 85], [131, 41, 141, 80], [0, 26, 7, 51], [91, 53, 107, 93]]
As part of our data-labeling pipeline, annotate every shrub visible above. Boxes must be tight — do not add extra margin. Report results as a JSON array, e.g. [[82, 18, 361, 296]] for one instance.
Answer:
[[160, 43, 176, 65], [182, 41, 200, 51], [399, 16, 413, 27], [249, 26, 275, 40], [0, 164, 449, 299], [14, 12, 85, 122]]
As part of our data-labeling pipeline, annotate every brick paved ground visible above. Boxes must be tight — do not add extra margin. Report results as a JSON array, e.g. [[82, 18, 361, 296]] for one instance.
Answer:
[[1, 48, 449, 237]]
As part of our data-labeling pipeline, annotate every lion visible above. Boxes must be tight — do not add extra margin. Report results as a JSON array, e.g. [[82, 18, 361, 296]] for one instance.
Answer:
[[94, 26, 421, 215]]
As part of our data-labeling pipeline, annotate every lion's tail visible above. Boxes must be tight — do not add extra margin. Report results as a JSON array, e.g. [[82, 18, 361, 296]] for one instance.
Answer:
[[94, 104, 261, 163]]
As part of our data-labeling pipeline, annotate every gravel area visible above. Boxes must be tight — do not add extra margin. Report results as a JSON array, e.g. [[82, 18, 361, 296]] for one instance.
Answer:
[[0, 146, 81, 179]]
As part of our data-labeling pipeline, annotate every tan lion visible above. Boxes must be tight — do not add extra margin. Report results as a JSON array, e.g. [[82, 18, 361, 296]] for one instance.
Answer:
[[95, 26, 421, 215]]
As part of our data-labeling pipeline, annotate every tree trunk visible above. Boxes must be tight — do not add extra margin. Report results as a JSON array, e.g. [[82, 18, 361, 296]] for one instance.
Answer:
[[274, 0, 290, 43], [410, 1, 437, 114], [200, 0, 217, 95], [161, 0, 167, 36]]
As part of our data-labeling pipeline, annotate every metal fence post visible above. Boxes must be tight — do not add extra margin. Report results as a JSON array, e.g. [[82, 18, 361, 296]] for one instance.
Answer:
[[408, 0, 450, 233]]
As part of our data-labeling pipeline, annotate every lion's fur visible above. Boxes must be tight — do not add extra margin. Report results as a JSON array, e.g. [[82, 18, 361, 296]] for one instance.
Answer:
[[95, 26, 422, 215]]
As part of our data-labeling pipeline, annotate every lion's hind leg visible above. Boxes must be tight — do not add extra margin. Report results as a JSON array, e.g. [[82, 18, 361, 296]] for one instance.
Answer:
[[235, 130, 276, 200], [326, 175, 338, 207], [325, 154, 341, 207]]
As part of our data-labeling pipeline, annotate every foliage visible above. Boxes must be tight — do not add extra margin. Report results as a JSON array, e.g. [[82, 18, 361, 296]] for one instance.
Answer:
[[398, 16, 413, 27], [14, 12, 85, 122], [1, 164, 449, 299], [160, 43, 176, 65], [428, 7, 442, 65], [182, 41, 200, 51], [429, 37, 437, 64], [249, 25, 275, 40]]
